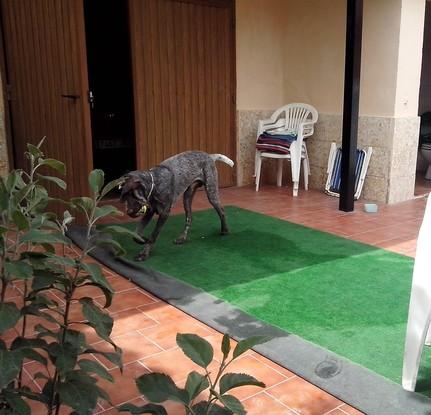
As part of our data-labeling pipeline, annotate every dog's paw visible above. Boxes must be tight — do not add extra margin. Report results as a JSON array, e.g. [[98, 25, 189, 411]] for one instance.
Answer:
[[220, 228, 229, 235], [133, 236, 148, 245], [174, 236, 187, 245], [135, 253, 148, 261]]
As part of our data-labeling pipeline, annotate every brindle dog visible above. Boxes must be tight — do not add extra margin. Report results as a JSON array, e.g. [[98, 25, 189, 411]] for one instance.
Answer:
[[119, 151, 234, 261]]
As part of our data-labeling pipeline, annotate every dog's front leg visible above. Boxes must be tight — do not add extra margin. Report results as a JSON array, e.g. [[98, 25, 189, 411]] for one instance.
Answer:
[[135, 209, 155, 244], [136, 212, 169, 261]]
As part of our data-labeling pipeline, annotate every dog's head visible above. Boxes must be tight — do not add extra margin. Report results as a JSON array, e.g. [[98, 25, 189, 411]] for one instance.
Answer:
[[119, 172, 153, 218]]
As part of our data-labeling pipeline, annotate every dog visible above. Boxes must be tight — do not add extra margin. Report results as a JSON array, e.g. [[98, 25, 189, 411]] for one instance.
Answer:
[[119, 151, 234, 261]]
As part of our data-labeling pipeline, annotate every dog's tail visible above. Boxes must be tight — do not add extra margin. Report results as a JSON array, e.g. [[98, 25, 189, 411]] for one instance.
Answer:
[[210, 154, 234, 168]]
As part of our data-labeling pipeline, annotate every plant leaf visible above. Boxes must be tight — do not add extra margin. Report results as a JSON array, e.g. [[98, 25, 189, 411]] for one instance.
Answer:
[[94, 205, 121, 221], [232, 336, 271, 359], [71, 197, 94, 214], [12, 210, 29, 231], [38, 158, 66, 174], [83, 348, 123, 370], [19, 229, 70, 245], [101, 225, 145, 242], [5, 260, 33, 280], [176, 333, 213, 369], [78, 359, 113, 382], [219, 394, 246, 415], [0, 302, 21, 334], [79, 297, 114, 341], [80, 263, 113, 307], [117, 403, 168, 414], [27, 143, 43, 158], [192, 402, 233, 415], [221, 333, 231, 360], [219, 373, 265, 395], [48, 342, 78, 375], [100, 177, 125, 198], [3, 390, 31, 415], [77, 282, 113, 309], [89, 169, 105, 195], [37, 174, 67, 190], [135, 373, 188, 404], [0, 350, 23, 389], [11, 337, 47, 351], [95, 237, 127, 257], [57, 379, 100, 415], [185, 371, 209, 401]]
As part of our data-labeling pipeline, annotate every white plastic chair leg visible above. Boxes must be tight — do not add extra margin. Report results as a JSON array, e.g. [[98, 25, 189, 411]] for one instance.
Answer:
[[254, 151, 259, 178], [290, 143, 301, 197], [277, 159, 283, 187], [303, 158, 309, 191], [255, 153, 262, 192]]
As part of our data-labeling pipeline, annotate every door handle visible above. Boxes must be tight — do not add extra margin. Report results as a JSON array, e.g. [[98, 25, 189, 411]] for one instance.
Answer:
[[61, 94, 80, 100]]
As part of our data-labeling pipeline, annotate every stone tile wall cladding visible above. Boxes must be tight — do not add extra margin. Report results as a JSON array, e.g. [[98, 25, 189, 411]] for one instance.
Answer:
[[237, 110, 420, 204]]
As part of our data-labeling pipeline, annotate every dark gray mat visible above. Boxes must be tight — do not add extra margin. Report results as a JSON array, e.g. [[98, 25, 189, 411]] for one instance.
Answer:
[[67, 226, 431, 415]]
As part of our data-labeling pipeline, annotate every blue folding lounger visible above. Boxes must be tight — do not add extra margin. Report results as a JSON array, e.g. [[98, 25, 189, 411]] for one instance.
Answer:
[[325, 142, 373, 200]]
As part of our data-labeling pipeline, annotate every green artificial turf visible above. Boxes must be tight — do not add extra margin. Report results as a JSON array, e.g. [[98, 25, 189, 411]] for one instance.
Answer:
[[107, 206, 431, 391]]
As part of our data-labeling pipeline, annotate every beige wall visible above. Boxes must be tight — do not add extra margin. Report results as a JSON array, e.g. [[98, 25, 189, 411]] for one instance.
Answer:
[[283, 0, 345, 114], [237, 0, 425, 118], [394, 0, 426, 117], [360, 0, 401, 116], [236, 0, 286, 110]]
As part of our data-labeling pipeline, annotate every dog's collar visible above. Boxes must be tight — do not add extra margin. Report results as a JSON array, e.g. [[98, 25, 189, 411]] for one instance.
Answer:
[[146, 171, 155, 200], [137, 171, 155, 216]]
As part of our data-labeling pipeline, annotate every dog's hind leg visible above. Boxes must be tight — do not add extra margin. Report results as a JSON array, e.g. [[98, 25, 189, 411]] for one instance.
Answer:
[[175, 181, 202, 244], [204, 174, 229, 235]]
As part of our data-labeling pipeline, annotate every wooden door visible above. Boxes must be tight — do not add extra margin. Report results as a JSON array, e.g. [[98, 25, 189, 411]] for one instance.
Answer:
[[0, 0, 92, 199], [129, 0, 236, 187]]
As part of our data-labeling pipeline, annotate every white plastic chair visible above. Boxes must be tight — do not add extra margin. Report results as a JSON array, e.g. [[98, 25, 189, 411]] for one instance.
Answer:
[[402, 195, 431, 391], [254, 103, 318, 196]]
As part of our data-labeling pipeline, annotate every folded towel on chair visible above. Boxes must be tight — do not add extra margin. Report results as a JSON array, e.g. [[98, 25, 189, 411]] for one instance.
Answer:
[[256, 130, 297, 154]]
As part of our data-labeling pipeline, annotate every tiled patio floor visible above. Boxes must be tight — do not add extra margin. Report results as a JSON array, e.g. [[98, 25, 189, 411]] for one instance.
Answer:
[[5, 185, 429, 414]]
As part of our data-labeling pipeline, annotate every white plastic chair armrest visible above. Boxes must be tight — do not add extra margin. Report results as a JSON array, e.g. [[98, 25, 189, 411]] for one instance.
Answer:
[[257, 118, 286, 139], [299, 121, 315, 138]]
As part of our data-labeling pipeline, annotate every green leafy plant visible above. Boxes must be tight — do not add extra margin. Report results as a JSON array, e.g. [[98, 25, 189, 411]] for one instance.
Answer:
[[119, 333, 269, 415], [0, 140, 131, 414]]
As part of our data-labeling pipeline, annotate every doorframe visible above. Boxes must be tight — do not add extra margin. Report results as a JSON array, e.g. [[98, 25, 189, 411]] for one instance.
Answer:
[[0, 4, 16, 171]]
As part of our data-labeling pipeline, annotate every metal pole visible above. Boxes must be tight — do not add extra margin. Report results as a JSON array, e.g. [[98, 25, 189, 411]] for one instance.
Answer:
[[339, 0, 363, 212]]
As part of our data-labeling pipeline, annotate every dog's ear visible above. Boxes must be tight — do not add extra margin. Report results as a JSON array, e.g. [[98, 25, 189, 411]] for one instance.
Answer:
[[133, 187, 145, 201]]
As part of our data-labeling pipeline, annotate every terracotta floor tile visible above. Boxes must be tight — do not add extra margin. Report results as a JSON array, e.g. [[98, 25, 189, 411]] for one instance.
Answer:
[[267, 377, 343, 415], [140, 319, 213, 350], [110, 308, 158, 337], [242, 392, 297, 414], [250, 352, 296, 378], [96, 288, 156, 313], [141, 347, 218, 382], [337, 404, 364, 415], [220, 354, 287, 400], [138, 301, 192, 323], [93, 331, 162, 369], [98, 361, 149, 408]]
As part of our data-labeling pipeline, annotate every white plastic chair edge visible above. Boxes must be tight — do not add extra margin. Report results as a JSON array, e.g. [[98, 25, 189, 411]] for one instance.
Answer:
[[402, 194, 431, 391]]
